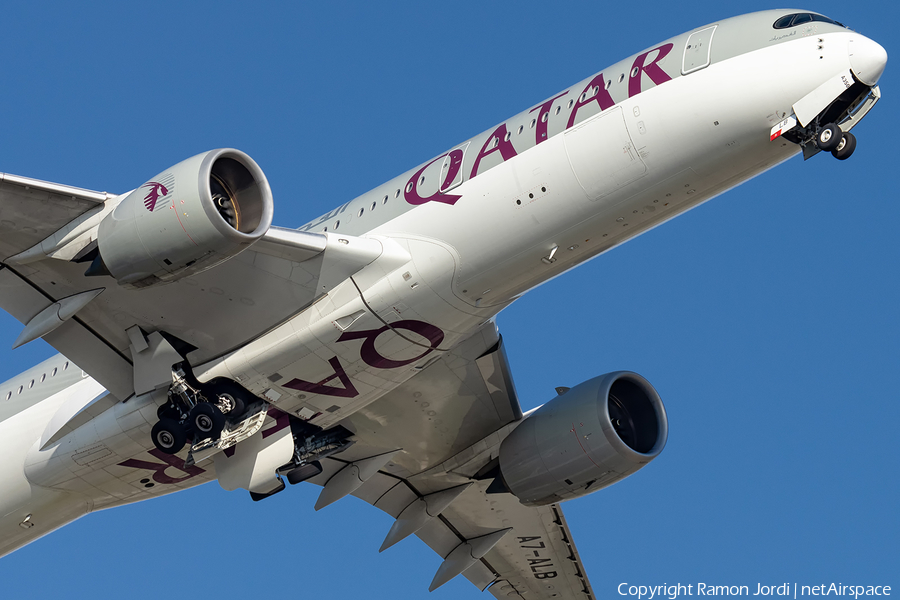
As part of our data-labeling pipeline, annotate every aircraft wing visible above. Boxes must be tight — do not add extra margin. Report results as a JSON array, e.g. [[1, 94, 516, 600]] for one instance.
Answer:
[[1, 173, 598, 596], [0, 173, 375, 400], [303, 326, 597, 598], [331, 463, 596, 599]]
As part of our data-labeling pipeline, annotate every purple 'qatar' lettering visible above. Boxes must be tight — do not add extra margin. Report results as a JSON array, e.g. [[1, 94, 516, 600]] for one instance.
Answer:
[[337, 319, 444, 369], [118, 448, 206, 485], [628, 43, 674, 98], [529, 92, 568, 145], [404, 152, 463, 206], [469, 124, 517, 179], [283, 356, 360, 398], [566, 74, 616, 129], [141, 182, 169, 212], [262, 406, 291, 439]]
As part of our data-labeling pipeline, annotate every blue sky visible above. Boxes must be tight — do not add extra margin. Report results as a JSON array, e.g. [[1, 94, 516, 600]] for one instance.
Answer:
[[0, 1, 896, 598]]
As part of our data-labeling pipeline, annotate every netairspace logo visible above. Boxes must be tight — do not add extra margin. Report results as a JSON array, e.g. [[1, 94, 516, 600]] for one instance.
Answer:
[[617, 583, 892, 600]]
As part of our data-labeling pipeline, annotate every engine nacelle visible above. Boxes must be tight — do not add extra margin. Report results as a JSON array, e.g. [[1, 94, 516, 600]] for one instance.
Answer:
[[498, 371, 667, 506], [94, 149, 273, 288]]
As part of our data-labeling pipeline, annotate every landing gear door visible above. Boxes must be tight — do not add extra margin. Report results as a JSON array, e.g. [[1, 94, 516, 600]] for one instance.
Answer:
[[682, 25, 717, 75], [439, 142, 470, 193]]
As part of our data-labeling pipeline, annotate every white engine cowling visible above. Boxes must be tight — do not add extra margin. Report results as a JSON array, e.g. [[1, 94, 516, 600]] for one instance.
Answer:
[[94, 148, 273, 288], [498, 371, 667, 506]]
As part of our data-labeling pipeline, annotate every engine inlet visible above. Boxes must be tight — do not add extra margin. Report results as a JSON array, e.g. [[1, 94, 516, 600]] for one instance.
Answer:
[[210, 173, 240, 230], [607, 378, 659, 454], [208, 155, 267, 234]]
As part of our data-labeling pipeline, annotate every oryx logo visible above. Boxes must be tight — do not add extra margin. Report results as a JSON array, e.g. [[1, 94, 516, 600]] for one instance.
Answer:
[[141, 173, 176, 212]]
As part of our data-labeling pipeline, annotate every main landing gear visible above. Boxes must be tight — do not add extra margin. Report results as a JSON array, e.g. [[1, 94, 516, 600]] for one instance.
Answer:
[[147, 362, 356, 505], [815, 122, 857, 161], [150, 366, 249, 455]]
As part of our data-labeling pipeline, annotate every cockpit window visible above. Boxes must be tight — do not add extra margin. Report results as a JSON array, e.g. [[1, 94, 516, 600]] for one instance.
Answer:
[[773, 15, 794, 28], [773, 13, 846, 29], [811, 14, 845, 27]]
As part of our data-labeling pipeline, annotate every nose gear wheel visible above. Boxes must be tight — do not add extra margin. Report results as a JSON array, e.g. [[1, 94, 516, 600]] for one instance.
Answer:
[[816, 123, 842, 152]]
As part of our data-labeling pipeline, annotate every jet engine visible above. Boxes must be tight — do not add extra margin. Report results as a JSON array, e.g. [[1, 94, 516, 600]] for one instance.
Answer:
[[90, 148, 273, 288], [497, 371, 667, 506]]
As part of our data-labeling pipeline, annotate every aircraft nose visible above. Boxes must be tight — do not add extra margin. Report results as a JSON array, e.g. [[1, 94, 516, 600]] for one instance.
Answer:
[[848, 35, 887, 86]]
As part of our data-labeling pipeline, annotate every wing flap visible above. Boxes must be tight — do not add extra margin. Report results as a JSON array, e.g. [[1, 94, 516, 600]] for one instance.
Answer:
[[0, 265, 134, 399], [475, 501, 595, 599], [0, 174, 111, 262], [307, 453, 595, 598]]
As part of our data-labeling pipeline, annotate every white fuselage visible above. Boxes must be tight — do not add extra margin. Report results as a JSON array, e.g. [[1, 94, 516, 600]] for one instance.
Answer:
[[0, 14, 884, 558]]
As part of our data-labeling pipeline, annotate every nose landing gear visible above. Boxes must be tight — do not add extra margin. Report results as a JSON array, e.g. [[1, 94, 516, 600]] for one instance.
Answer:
[[816, 123, 842, 152], [831, 131, 857, 160], [815, 122, 857, 160]]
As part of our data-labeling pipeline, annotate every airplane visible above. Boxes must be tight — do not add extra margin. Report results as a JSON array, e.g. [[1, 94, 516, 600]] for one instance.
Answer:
[[0, 8, 887, 598]]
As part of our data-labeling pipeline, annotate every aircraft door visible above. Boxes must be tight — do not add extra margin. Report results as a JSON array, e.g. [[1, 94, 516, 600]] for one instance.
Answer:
[[682, 26, 717, 74], [439, 142, 469, 193]]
